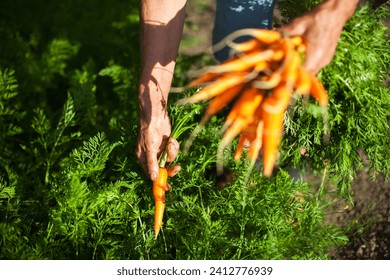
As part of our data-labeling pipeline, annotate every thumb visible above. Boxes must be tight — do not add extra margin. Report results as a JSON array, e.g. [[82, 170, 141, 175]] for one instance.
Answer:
[[278, 21, 305, 37]]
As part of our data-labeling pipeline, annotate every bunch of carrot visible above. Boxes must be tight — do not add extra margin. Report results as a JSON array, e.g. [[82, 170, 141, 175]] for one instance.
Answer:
[[177, 28, 328, 177]]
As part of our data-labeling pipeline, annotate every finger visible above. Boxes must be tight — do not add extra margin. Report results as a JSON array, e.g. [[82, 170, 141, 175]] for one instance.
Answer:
[[166, 182, 172, 191], [303, 46, 327, 74], [302, 58, 320, 74], [166, 137, 180, 163], [146, 150, 159, 181], [277, 20, 305, 37], [167, 165, 181, 177]]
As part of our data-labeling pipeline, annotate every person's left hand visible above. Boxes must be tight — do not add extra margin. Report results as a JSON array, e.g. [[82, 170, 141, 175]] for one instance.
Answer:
[[278, 1, 357, 73]]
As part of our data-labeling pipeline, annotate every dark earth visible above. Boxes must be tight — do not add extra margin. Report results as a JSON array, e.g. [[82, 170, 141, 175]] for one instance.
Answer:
[[179, 0, 390, 260]]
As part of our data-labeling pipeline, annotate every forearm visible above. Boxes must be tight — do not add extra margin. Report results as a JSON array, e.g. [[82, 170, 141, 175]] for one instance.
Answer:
[[139, 0, 186, 120]]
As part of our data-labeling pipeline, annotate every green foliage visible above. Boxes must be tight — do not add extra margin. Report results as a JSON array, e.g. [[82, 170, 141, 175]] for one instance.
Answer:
[[0, 69, 24, 142], [0, 0, 387, 260]]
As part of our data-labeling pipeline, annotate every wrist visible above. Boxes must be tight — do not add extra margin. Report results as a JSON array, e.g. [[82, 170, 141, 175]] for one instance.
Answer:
[[139, 62, 175, 114], [138, 85, 168, 120], [318, 0, 359, 22]]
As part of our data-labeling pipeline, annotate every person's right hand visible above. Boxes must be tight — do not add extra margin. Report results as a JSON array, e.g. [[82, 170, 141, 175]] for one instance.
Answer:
[[136, 104, 181, 182]]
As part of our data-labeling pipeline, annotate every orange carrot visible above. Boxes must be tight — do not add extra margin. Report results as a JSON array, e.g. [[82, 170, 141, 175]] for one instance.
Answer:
[[153, 166, 168, 239], [291, 35, 306, 53], [274, 39, 295, 77], [234, 133, 249, 160], [270, 47, 286, 61], [213, 28, 282, 55], [252, 39, 294, 90], [290, 35, 304, 47], [232, 100, 264, 161], [307, 71, 328, 107], [253, 71, 282, 89], [280, 52, 301, 90], [238, 28, 282, 45], [248, 121, 263, 161], [187, 72, 220, 88], [253, 60, 270, 73], [217, 87, 264, 173], [206, 49, 274, 74], [180, 29, 330, 179], [229, 38, 264, 53], [204, 84, 244, 118], [176, 72, 248, 105], [247, 104, 265, 161], [262, 82, 293, 113], [295, 67, 312, 95], [261, 101, 284, 177], [223, 86, 264, 129]]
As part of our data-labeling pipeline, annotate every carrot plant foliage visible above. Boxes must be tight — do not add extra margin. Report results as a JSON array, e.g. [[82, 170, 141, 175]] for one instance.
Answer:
[[0, 0, 388, 259]]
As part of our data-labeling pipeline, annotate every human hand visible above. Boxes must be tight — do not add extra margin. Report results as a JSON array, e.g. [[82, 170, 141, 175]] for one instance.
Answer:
[[136, 108, 181, 181], [278, 0, 358, 73]]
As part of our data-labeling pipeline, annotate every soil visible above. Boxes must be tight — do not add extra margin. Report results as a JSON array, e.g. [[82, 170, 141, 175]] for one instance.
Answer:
[[179, 0, 390, 260]]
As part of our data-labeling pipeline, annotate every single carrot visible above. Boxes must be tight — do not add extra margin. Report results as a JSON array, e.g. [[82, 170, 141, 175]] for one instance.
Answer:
[[246, 121, 264, 161], [247, 105, 265, 161], [218, 117, 249, 174], [307, 71, 328, 107], [213, 28, 282, 55], [230, 28, 282, 45], [261, 82, 293, 114], [261, 102, 284, 177], [204, 84, 244, 118], [223, 86, 264, 129], [153, 166, 168, 239], [295, 67, 312, 95], [229, 38, 264, 53], [234, 101, 264, 161], [234, 133, 249, 160], [187, 72, 220, 88], [206, 49, 274, 74], [176, 72, 248, 105]]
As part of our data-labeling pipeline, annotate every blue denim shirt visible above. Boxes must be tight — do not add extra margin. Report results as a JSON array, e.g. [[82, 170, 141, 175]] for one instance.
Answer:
[[212, 0, 277, 61]]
